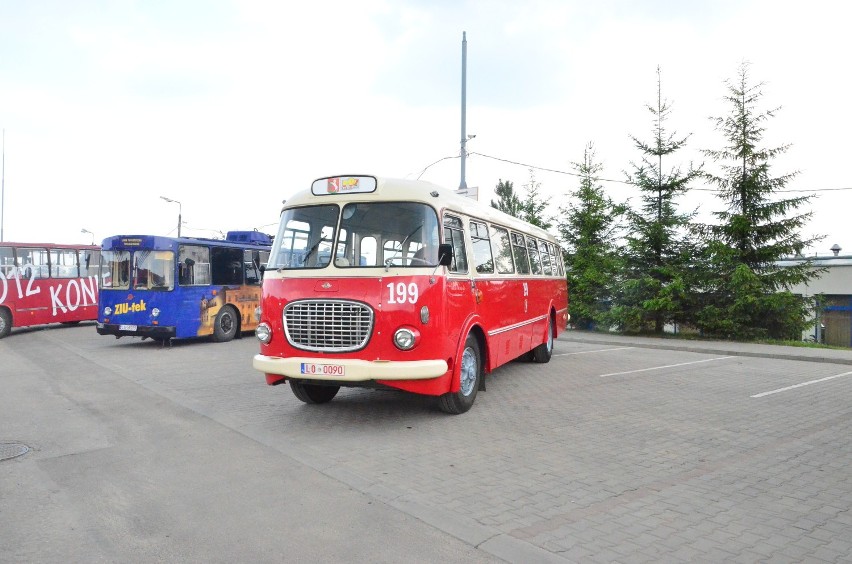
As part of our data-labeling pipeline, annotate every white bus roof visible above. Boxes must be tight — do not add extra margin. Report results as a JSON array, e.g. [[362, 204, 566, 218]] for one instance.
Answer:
[[282, 175, 560, 244]]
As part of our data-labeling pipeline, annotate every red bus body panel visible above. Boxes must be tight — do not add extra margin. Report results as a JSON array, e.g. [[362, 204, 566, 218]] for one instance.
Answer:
[[258, 273, 567, 396], [1, 275, 99, 327]]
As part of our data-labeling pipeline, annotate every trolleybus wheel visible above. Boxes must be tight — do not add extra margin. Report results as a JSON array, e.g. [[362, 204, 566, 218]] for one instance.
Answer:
[[212, 306, 239, 342], [289, 380, 340, 404], [438, 333, 481, 414], [0, 308, 11, 338]]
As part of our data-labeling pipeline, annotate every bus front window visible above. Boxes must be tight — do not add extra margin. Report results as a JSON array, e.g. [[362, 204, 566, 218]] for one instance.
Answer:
[[268, 205, 339, 269], [132, 250, 175, 291], [101, 250, 131, 289], [338, 202, 439, 267]]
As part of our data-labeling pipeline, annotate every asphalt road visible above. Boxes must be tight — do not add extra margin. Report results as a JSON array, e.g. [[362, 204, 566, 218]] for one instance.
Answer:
[[2, 324, 851, 563]]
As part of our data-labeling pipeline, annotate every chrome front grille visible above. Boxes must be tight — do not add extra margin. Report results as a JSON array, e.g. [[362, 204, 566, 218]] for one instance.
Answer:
[[283, 299, 374, 352]]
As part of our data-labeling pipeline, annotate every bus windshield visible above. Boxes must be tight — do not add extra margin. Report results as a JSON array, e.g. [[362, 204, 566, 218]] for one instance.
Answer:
[[133, 250, 175, 291], [102, 250, 131, 289], [267, 202, 440, 269]]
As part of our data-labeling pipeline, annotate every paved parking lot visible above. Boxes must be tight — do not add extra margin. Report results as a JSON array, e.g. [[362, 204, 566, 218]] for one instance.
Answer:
[[2, 325, 851, 562]]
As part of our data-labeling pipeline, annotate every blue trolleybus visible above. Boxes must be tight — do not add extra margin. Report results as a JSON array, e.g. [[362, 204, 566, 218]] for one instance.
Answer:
[[96, 231, 271, 343]]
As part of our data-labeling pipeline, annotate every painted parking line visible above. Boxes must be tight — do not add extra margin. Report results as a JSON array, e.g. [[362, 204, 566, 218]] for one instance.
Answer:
[[599, 356, 734, 378], [553, 346, 634, 357], [751, 370, 852, 398]]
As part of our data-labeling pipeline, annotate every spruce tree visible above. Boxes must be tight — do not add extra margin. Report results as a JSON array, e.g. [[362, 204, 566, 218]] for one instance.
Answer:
[[558, 143, 626, 330], [618, 67, 702, 334], [490, 179, 523, 219], [521, 169, 552, 230], [698, 62, 822, 340]]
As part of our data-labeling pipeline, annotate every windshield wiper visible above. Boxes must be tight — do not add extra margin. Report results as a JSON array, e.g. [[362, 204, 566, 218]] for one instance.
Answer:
[[302, 239, 322, 266]]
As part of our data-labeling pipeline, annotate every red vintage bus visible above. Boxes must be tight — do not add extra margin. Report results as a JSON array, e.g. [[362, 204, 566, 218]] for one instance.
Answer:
[[252, 175, 569, 414], [0, 242, 101, 338]]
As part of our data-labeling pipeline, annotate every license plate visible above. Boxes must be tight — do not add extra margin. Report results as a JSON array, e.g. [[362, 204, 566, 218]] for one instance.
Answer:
[[300, 362, 345, 377], [119, 324, 137, 331]]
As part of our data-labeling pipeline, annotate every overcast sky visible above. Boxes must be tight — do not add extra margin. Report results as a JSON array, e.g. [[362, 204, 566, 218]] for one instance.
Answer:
[[1, 0, 849, 254]]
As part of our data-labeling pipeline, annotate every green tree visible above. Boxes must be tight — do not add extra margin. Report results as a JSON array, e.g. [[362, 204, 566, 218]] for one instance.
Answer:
[[490, 179, 522, 218], [521, 169, 553, 230], [616, 67, 702, 334], [697, 62, 822, 340], [558, 143, 626, 330]]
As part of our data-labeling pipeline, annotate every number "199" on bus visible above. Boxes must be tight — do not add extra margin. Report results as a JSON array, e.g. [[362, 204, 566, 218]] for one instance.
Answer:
[[386, 282, 418, 304]]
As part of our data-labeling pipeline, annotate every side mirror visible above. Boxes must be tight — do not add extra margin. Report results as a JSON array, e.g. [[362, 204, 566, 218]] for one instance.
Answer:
[[438, 243, 453, 266]]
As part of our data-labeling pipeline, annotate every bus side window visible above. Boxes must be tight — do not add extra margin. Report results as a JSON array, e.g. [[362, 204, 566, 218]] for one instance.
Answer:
[[490, 226, 514, 274], [179, 245, 211, 286], [244, 250, 262, 285], [539, 241, 553, 276], [51, 248, 80, 279], [211, 247, 244, 285], [511, 233, 530, 274], [443, 215, 468, 274], [0, 246, 13, 278], [527, 238, 542, 275], [470, 220, 494, 274]]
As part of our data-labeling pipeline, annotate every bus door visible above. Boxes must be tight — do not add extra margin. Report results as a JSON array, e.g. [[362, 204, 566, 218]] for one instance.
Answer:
[[442, 215, 477, 364], [469, 221, 515, 368]]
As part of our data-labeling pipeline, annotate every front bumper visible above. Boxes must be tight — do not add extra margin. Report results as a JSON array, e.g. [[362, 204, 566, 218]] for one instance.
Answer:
[[97, 323, 176, 339], [252, 354, 449, 382]]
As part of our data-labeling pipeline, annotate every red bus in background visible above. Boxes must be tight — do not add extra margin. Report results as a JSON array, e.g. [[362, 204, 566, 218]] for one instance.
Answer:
[[253, 175, 569, 414], [0, 242, 101, 338]]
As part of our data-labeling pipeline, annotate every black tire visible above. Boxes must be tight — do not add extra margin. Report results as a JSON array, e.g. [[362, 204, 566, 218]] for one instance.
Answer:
[[438, 333, 481, 414], [289, 380, 340, 404], [531, 316, 554, 363], [212, 306, 239, 342], [0, 308, 11, 339]]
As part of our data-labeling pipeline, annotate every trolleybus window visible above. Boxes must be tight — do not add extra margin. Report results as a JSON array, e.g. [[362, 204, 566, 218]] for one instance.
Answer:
[[102, 250, 131, 289]]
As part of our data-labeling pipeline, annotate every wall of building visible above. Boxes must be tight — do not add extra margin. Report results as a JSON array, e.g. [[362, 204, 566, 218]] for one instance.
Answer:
[[780, 255, 852, 347]]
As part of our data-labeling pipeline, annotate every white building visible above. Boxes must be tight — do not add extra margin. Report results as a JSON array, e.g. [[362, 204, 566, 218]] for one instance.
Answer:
[[779, 245, 852, 347]]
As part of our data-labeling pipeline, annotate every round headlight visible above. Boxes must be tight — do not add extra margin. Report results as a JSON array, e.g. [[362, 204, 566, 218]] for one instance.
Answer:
[[103, 306, 112, 316], [393, 328, 416, 350], [151, 308, 160, 318], [255, 322, 272, 344]]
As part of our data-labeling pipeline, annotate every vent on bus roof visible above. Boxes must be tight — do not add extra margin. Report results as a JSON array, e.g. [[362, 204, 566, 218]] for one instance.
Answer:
[[226, 231, 273, 245], [283, 299, 373, 352]]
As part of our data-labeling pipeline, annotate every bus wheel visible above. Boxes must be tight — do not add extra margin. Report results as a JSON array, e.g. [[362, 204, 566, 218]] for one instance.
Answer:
[[531, 316, 554, 363], [0, 308, 11, 338], [212, 306, 239, 342], [289, 380, 340, 404], [438, 333, 481, 414]]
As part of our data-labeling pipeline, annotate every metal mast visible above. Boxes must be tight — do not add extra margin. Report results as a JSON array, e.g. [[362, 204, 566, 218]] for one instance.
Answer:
[[459, 32, 468, 191], [1, 129, 5, 242]]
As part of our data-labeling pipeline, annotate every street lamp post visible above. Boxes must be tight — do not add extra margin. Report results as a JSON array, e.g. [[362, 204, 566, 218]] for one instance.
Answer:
[[81, 228, 95, 245], [160, 196, 182, 237]]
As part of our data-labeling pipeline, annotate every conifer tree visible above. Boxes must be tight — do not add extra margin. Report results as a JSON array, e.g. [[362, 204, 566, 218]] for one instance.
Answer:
[[698, 62, 821, 339], [617, 67, 702, 333], [558, 143, 626, 329], [521, 169, 552, 230], [490, 179, 523, 218]]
